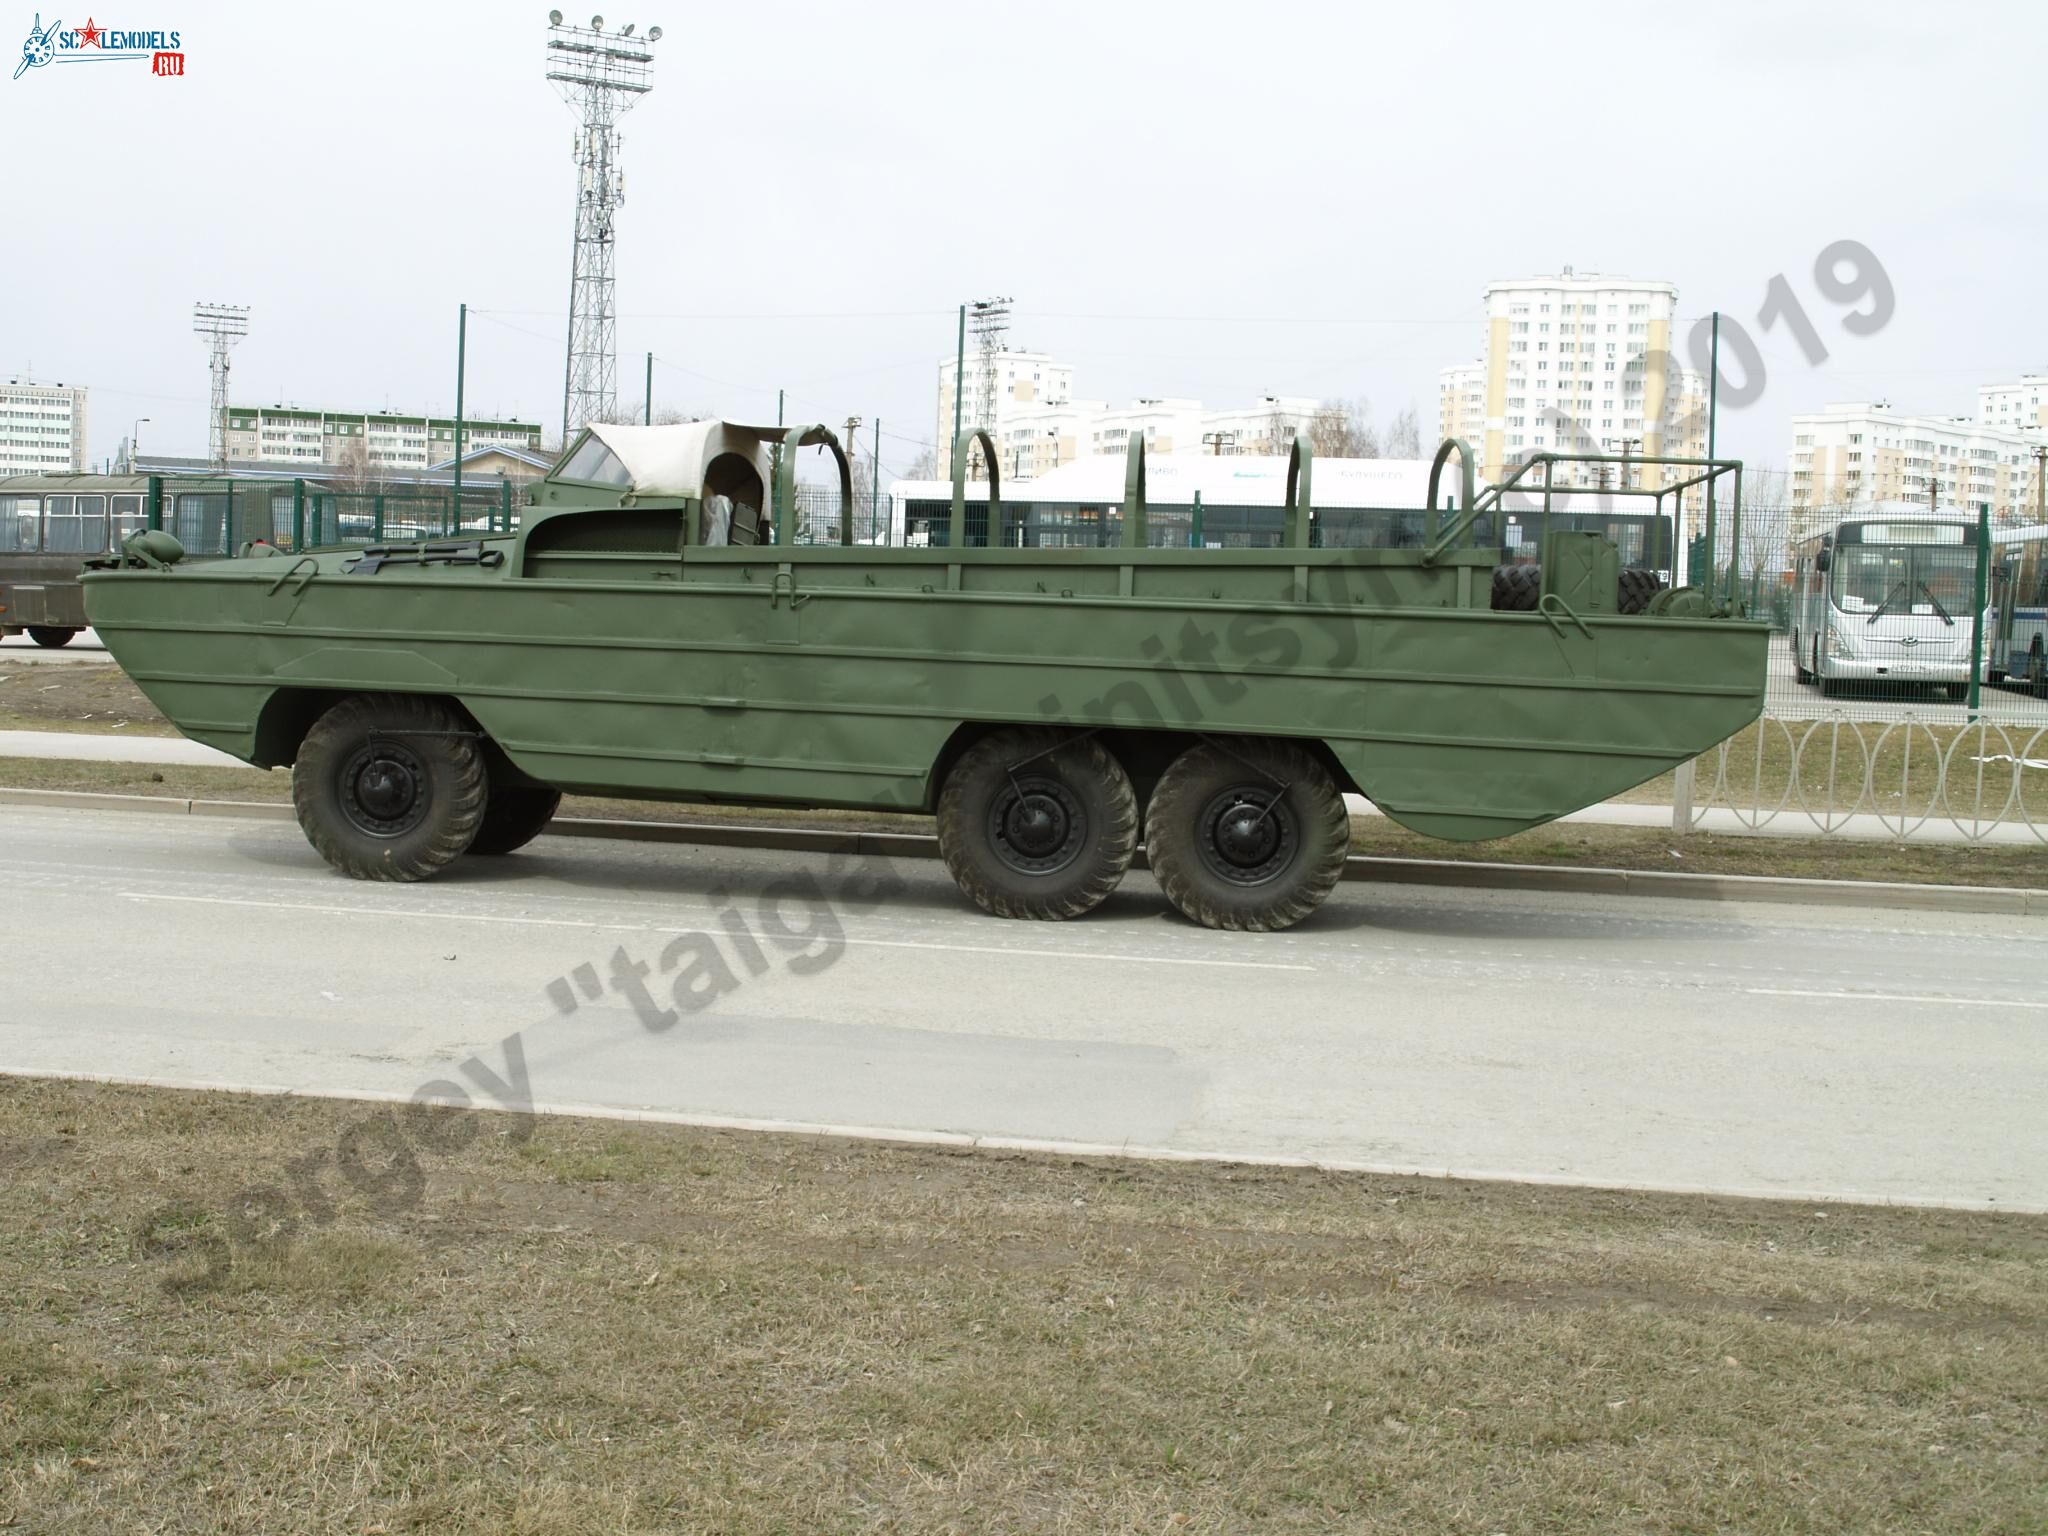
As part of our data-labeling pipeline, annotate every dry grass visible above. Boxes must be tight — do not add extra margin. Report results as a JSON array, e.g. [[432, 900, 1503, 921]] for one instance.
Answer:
[[0, 660, 175, 736], [1, 1078, 2044, 1533]]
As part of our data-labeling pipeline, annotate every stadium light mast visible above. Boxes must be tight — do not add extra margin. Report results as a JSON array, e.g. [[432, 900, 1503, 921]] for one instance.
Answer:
[[192, 302, 250, 469], [546, 11, 660, 444]]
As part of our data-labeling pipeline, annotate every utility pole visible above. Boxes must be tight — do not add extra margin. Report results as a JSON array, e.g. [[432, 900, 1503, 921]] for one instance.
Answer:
[[453, 302, 467, 524], [1202, 430, 1237, 456], [950, 304, 965, 479], [2034, 444, 2044, 524], [645, 351, 653, 425]]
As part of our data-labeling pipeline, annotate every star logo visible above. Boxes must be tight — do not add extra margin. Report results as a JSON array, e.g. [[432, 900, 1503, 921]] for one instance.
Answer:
[[75, 16, 101, 47]]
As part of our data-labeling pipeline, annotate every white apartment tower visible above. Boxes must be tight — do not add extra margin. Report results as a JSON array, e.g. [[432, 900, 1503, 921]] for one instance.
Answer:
[[224, 405, 544, 470], [1438, 361, 1485, 451], [1445, 269, 1706, 500], [0, 377, 88, 475]]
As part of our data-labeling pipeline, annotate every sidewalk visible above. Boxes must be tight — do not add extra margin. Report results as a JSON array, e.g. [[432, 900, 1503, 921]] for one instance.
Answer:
[[6, 729, 2039, 847]]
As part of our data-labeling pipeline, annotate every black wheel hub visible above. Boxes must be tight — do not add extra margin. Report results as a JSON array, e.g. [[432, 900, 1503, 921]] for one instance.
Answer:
[[988, 776, 1086, 875], [1196, 787, 1296, 886], [340, 740, 429, 838]]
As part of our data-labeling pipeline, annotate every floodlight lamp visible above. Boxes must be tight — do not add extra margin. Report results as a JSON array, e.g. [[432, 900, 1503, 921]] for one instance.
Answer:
[[647, 25, 660, 39], [619, 21, 633, 35], [548, 8, 562, 22], [590, 14, 603, 27]]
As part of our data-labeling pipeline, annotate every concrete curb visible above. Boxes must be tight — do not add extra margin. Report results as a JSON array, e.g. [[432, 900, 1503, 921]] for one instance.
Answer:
[[4, 783, 2044, 914]]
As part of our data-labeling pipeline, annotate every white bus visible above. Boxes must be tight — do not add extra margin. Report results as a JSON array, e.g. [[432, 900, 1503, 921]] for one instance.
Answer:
[[1789, 514, 1981, 699]]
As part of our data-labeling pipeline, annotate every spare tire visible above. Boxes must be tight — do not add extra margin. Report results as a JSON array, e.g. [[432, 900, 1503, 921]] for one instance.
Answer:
[[1617, 567, 1664, 615], [1490, 563, 1541, 611]]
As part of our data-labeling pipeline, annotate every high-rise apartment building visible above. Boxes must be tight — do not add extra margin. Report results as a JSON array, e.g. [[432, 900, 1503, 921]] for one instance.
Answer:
[[1438, 361, 1485, 451], [1440, 269, 1707, 501], [0, 377, 88, 475]]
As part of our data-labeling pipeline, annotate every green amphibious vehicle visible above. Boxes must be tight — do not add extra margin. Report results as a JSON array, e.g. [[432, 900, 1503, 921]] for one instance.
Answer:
[[84, 421, 1768, 930]]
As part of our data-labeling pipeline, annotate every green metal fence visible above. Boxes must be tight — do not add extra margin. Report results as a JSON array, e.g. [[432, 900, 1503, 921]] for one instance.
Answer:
[[147, 476, 518, 558]]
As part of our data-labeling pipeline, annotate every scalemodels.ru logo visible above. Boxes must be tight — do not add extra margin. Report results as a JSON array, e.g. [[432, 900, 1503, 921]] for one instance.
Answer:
[[14, 13, 184, 79]]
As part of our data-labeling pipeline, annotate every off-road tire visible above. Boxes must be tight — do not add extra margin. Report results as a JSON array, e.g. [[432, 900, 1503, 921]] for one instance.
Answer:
[[1144, 739, 1349, 932], [936, 728, 1137, 920], [292, 694, 486, 882], [27, 627, 77, 648], [1490, 563, 1540, 611], [468, 786, 563, 856], [1617, 567, 1662, 615]]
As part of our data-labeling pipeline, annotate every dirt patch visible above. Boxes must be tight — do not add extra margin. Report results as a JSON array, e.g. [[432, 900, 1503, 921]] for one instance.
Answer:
[[0, 659, 173, 735], [1, 1078, 2043, 1534]]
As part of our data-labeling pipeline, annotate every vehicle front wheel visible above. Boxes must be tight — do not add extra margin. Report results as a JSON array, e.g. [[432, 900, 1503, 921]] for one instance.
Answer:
[[468, 786, 563, 855], [1144, 739, 1349, 932], [936, 728, 1137, 920], [1792, 631, 1811, 684], [27, 626, 77, 648], [292, 694, 486, 881]]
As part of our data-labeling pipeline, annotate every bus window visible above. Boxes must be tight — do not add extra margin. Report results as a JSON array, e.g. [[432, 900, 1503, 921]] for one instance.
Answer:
[[1831, 546, 1905, 612], [111, 493, 146, 545], [45, 494, 108, 553], [0, 495, 39, 552]]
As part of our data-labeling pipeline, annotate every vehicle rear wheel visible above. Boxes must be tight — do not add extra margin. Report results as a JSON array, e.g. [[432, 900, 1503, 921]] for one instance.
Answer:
[[936, 728, 1137, 920], [1144, 739, 1349, 932], [468, 786, 562, 856], [292, 694, 486, 882], [27, 627, 77, 648], [1944, 683, 1970, 702]]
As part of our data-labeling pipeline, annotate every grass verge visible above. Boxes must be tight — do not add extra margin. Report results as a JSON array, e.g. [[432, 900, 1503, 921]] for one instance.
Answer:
[[2, 1077, 2043, 1534], [7, 754, 2048, 889]]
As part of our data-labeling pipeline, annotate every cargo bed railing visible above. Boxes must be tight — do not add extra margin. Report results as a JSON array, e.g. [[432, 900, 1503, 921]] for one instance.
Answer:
[[1423, 440, 1747, 613]]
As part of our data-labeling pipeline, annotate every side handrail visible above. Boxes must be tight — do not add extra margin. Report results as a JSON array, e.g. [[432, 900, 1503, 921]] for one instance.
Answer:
[[774, 424, 856, 547], [949, 428, 1001, 546], [1421, 437, 1479, 562]]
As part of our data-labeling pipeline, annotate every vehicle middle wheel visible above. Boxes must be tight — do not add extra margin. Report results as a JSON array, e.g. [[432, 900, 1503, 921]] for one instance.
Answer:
[[27, 626, 77, 648], [936, 728, 1137, 920], [292, 693, 486, 881], [1144, 739, 1349, 932], [468, 786, 563, 856]]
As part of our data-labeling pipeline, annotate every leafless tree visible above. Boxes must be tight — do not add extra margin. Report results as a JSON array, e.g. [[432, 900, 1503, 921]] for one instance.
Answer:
[[1307, 398, 1378, 459], [905, 446, 939, 482], [1381, 404, 1422, 459]]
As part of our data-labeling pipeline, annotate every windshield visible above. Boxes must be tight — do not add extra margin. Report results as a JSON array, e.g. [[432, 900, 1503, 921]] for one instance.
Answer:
[[1831, 543, 1975, 616]]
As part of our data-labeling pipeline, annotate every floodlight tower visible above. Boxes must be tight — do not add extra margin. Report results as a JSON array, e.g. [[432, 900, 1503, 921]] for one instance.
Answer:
[[966, 297, 1011, 480], [192, 302, 250, 469], [546, 11, 660, 443]]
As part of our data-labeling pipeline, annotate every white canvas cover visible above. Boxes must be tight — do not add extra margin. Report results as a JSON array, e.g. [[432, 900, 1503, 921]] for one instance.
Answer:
[[580, 421, 783, 499]]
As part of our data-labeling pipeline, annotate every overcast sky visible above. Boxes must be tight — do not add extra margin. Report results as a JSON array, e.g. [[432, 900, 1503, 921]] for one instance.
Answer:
[[6, 0, 2043, 481]]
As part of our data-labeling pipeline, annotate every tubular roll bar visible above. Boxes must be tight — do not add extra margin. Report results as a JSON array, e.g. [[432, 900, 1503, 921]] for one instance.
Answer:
[[949, 429, 1001, 544], [1284, 438, 1314, 548], [774, 424, 856, 547], [1122, 436, 1147, 547], [1421, 442, 1747, 612]]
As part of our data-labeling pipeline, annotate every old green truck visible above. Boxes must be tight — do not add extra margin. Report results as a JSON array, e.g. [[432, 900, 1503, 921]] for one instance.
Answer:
[[83, 422, 1768, 930]]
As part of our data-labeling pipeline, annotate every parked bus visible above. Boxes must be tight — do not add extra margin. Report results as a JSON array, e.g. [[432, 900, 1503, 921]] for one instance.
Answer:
[[1788, 513, 1980, 699], [1986, 523, 2048, 694], [0, 474, 153, 645]]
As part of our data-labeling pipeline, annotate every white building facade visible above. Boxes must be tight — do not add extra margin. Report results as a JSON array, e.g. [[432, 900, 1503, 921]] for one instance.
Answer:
[[225, 406, 543, 471], [1441, 269, 1707, 505], [936, 350, 1075, 475], [0, 378, 88, 475], [1438, 361, 1485, 452], [1979, 374, 2048, 434], [1787, 401, 2041, 523]]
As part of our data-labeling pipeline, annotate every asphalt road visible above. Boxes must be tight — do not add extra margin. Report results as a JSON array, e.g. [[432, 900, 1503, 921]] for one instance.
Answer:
[[2, 805, 2043, 1209]]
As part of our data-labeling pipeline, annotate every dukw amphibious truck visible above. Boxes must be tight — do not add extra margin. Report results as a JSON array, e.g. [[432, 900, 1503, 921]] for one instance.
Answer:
[[84, 422, 1768, 930]]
